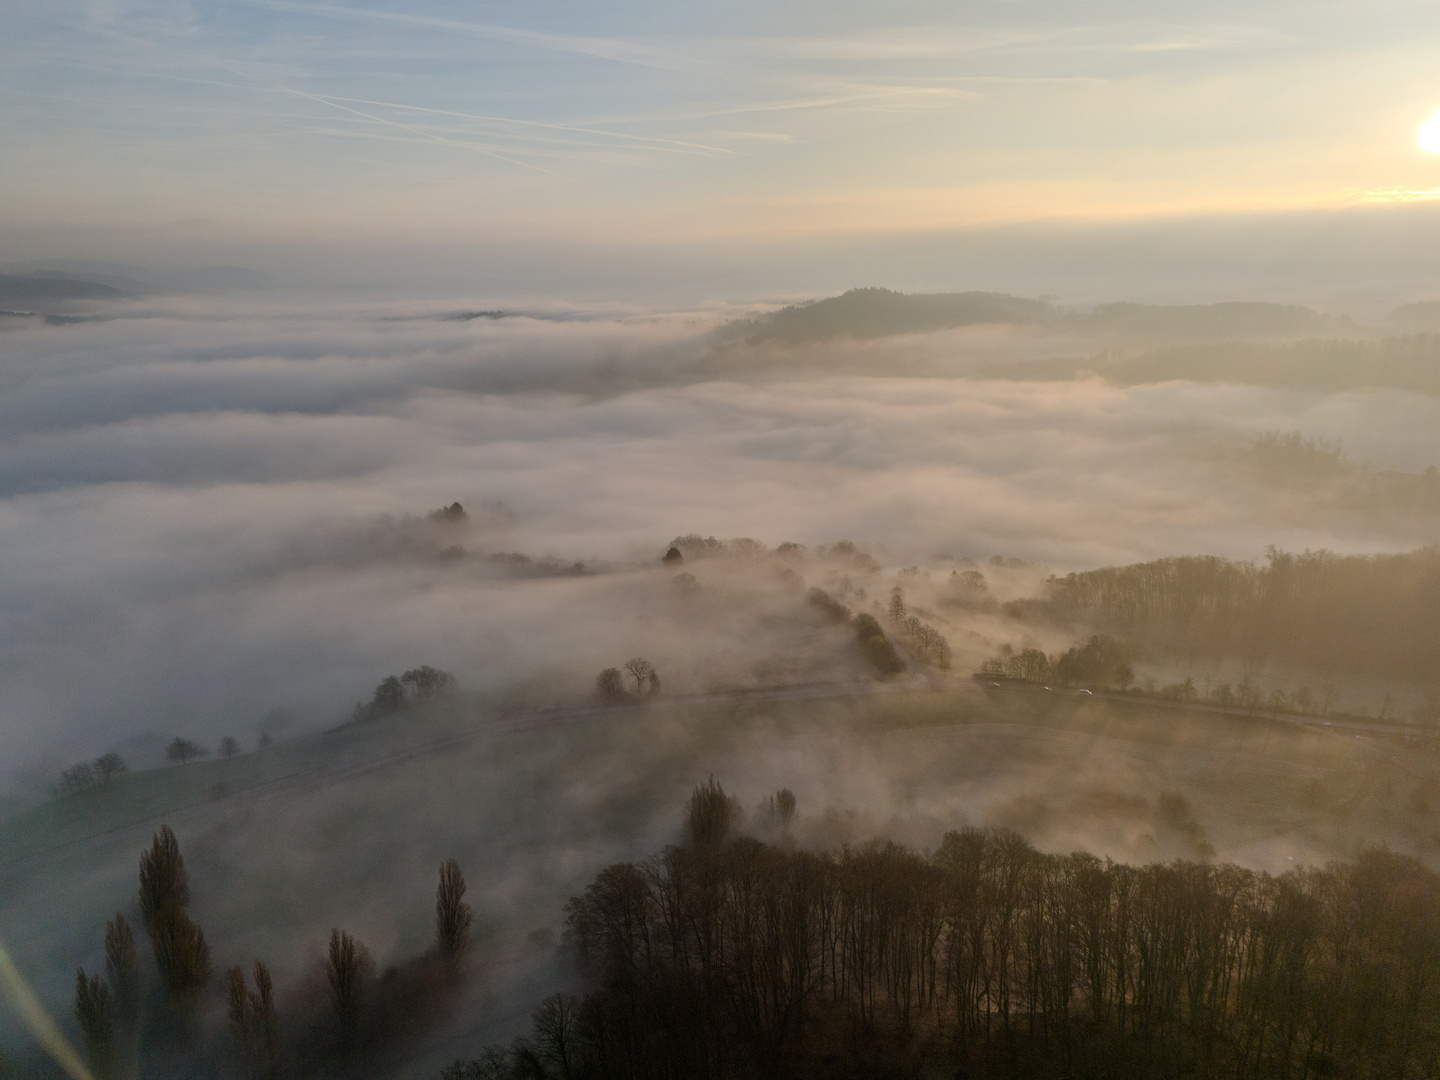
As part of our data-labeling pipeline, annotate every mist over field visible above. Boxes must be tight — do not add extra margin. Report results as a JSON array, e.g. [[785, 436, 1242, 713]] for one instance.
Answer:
[[4, 280, 1440, 1079], [4, 291, 1439, 779]]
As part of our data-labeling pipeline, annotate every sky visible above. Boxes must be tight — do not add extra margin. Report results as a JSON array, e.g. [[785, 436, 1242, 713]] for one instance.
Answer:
[[6, 0, 1440, 298]]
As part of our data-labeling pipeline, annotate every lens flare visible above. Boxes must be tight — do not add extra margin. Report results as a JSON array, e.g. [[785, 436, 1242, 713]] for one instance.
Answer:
[[1419, 110, 1440, 153], [0, 937, 97, 1080]]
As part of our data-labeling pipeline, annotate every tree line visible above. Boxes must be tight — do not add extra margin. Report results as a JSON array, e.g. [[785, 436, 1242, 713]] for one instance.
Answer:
[[446, 782, 1440, 1080], [54, 728, 275, 798], [807, 588, 911, 675], [1007, 333, 1440, 396], [887, 590, 953, 669], [1007, 546, 1440, 684], [977, 638, 1407, 722], [54, 752, 128, 795], [980, 635, 1134, 690], [69, 825, 475, 1079]]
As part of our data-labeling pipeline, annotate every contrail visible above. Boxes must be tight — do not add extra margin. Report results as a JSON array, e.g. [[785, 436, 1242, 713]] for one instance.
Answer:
[[0, 936, 96, 1080], [315, 94, 734, 156], [220, 67, 569, 177], [249, 0, 701, 74]]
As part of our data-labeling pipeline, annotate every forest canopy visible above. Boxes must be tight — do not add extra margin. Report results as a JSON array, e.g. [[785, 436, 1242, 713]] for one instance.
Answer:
[[1007, 546, 1440, 682], [450, 789, 1440, 1080]]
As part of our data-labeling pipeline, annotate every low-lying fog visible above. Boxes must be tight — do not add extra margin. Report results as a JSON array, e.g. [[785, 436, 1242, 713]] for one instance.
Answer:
[[5, 288, 1440, 1076], [3, 295, 1437, 778]]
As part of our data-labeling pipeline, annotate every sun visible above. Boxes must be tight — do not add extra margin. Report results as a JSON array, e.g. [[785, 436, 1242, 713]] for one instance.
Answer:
[[1420, 109, 1440, 153]]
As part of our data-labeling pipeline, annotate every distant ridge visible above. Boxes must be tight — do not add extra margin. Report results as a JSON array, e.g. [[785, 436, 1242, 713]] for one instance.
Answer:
[[739, 287, 1054, 343], [734, 287, 1336, 344], [0, 273, 126, 303]]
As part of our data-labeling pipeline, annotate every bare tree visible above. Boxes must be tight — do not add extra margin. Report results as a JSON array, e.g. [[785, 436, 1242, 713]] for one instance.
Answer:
[[226, 965, 251, 1043], [774, 788, 797, 827], [436, 859, 473, 965], [94, 753, 127, 783], [888, 589, 907, 622], [138, 825, 211, 994], [250, 960, 278, 1080], [686, 778, 733, 847], [104, 914, 140, 1029], [371, 675, 406, 715], [624, 658, 656, 695], [327, 929, 372, 1051], [596, 667, 626, 703], [218, 736, 240, 760], [165, 738, 205, 766], [74, 969, 115, 1079], [402, 665, 458, 700], [533, 994, 581, 1080]]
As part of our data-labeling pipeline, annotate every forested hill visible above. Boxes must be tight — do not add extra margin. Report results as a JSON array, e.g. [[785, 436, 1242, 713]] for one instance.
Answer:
[[730, 287, 1336, 345], [1005, 333, 1440, 395], [0, 273, 126, 304], [735, 288, 1056, 343], [1007, 546, 1440, 682], [453, 786, 1440, 1080]]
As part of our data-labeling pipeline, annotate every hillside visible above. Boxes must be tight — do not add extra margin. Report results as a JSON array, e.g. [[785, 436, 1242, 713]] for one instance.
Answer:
[[5, 683, 1438, 1076]]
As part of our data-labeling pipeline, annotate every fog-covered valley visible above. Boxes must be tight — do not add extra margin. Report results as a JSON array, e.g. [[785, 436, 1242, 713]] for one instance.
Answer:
[[3, 285, 1440, 1078]]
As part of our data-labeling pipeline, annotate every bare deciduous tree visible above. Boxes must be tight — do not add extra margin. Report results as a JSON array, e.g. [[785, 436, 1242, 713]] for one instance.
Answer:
[[533, 994, 581, 1080], [94, 753, 127, 783], [327, 929, 372, 1051], [624, 658, 655, 694], [250, 961, 278, 1079], [596, 667, 626, 702], [226, 965, 250, 1038], [774, 788, 797, 826], [165, 738, 205, 765], [686, 778, 732, 847], [74, 969, 115, 1079], [436, 859, 473, 965], [104, 914, 139, 1027], [402, 665, 458, 699], [138, 825, 211, 995]]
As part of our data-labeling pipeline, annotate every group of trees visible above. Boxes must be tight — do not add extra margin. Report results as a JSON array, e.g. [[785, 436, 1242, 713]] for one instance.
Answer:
[[597, 659, 662, 703], [354, 665, 458, 721], [980, 647, 1417, 724], [806, 588, 907, 676], [1012, 332, 1440, 396], [1009, 547, 1440, 683], [662, 534, 881, 573], [55, 752, 127, 794], [447, 783, 1440, 1080], [71, 825, 475, 1078], [55, 728, 268, 800], [887, 592, 953, 670], [981, 636, 1135, 690]]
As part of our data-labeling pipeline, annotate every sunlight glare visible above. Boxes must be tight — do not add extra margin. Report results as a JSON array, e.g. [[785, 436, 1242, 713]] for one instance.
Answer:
[[1419, 109, 1440, 153]]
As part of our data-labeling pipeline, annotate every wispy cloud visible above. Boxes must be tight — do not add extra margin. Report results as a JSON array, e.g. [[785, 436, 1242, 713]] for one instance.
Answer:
[[311, 94, 733, 156], [1351, 187, 1440, 203], [246, 0, 708, 74], [745, 21, 1293, 62], [223, 70, 569, 176]]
